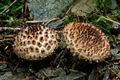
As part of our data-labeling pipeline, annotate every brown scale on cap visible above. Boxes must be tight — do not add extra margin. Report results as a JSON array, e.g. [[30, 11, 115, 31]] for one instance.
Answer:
[[13, 24, 59, 60], [63, 22, 110, 62]]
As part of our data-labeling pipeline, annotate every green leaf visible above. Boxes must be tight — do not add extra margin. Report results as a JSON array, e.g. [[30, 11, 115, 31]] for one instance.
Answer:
[[1, 0, 11, 5], [104, 0, 112, 9], [63, 14, 77, 25], [96, 16, 112, 31], [14, 4, 23, 11], [107, 35, 114, 42], [0, 3, 4, 8], [0, 3, 5, 11]]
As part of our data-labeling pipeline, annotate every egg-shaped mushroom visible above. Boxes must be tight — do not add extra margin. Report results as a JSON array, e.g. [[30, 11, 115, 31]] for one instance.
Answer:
[[62, 22, 110, 62], [13, 23, 59, 60]]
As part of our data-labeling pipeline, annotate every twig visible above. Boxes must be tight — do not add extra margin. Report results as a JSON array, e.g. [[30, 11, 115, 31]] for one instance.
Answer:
[[0, 39, 14, 41], [45, 17, 60, 25], [65, 5, 73, 15], [108, 66, 120, 78], [23, 0, 29, 18], [41, 71, 49, 79], [26, 17, 60, 25], [69, 69, 78, 72], [13, 63, 19, 71], [53, 50, 64, 64], [106, 61, 120, 79], [0, 0, 17, 14], [0, 35, 15, 41], [0, 27, 21, 32], [26, 21, 44, 23], [96, 64, 100, 80], [96, 16, 120, 26], [0, 61, 8, 64]]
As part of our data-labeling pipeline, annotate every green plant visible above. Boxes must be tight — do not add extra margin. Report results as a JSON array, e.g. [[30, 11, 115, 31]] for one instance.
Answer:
[[0, 0, 23, 26], [63, 14, 77, 25]]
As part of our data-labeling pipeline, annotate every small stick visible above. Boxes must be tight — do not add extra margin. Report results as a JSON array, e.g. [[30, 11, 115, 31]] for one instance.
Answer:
[[26, 21, 44, 23], [96, 64, 100, 80], [0, 39, 14, 41], [108, 66, 120, 78], [0, 0, 17, 14], [0, 61, 8, 64], [97, 16, 120, 26], [45, 17, 60, 25], [53, 50, 64, 63], [0, 27, 21, 32], [26, 17, 60, 25], [0, 35, 15, 41]]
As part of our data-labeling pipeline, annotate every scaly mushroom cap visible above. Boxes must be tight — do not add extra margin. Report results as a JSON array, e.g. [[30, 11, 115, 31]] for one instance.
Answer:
[[13, 24, 59, 60], [63, 22, 110, 62]]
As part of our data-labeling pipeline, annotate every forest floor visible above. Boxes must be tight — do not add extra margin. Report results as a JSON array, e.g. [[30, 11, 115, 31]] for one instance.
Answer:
[[0, 0, 120, 80]]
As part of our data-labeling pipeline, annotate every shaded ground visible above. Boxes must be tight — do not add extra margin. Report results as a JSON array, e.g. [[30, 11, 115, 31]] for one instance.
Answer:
[[0, 0, 120, 80]]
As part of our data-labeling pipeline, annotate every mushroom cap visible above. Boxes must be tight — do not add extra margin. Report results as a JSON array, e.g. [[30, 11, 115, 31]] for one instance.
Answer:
[[63, 22, 110, 62], [13, 24, 59, 60]]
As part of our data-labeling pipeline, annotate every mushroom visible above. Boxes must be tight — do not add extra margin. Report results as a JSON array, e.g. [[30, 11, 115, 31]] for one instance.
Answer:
[[13, 23, 59, 60], [62, 22, 110, 62]]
